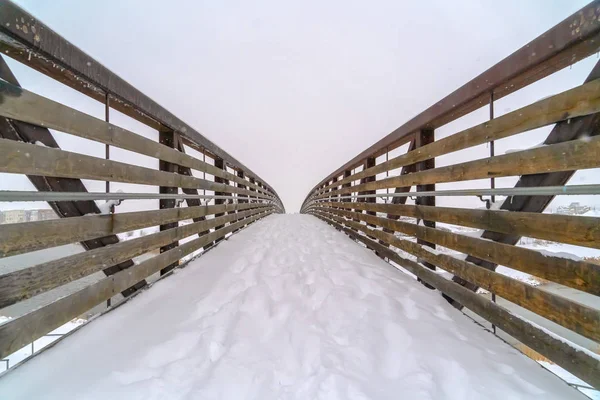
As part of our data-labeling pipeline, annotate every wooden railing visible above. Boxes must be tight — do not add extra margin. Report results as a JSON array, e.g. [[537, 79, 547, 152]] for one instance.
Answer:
[[302, 2, 600, 389], [0, 0, 283, 365]]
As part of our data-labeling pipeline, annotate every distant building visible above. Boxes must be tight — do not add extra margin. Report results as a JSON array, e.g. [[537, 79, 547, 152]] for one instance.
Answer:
[[556, 202, 591, 215], [36, 209, 57, 221], [2, 209, 28, 224], [0, 209, 57, 224]]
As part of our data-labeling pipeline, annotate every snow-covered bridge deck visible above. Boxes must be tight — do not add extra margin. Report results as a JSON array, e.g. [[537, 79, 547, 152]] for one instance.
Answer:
[[0, 215, 580, 399]]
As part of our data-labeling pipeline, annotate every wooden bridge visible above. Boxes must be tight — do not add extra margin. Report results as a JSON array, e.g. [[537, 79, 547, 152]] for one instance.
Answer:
[[0, 1, 599, 398]]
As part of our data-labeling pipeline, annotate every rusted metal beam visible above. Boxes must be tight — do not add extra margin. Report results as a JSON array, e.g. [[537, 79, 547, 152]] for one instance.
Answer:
[[381, 139, 418, 246], [415, 129, 436, 288], [175, 141, 213, 250], [387, 138, 417, 215]]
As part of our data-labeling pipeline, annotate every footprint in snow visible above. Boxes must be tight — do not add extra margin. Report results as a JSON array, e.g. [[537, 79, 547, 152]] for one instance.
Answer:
[[495, 363, 515, 375], [230, 257, 248, 273], [452, 328, 468, 341], [433, 305, 452, 321], [208, 341, 225, 362], [399, 296, 420, 320], [250, 249, 266, 264]]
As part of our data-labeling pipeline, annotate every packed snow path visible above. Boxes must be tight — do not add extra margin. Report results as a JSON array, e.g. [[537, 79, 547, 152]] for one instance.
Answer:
[[0, 214, 581, 399]]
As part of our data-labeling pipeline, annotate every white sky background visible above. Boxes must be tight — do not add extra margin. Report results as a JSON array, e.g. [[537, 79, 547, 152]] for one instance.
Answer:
[[1, 0, 598, 212]]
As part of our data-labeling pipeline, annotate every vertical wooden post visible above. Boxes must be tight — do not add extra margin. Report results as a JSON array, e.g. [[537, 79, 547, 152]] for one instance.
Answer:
[[385, 148, 389, 202], [202, 149, 206, 200], [415, 128, 436, 288], [350, 168, 359, 231], [342, 170, 352, 203], [489, 92, 496, 204], [342, 169, 352, 202], [331, 177, 338, 203], [104, 93, 111, 307], [489, 91, 497, 333], [249, 177, 256, 203], [214, 157, 227, 244], [237, 170, 247, 204], [234, 170, 246, 232], [104, 93, 110, 198], [363, 157, 376, 225], [159, 129, 179, 275]]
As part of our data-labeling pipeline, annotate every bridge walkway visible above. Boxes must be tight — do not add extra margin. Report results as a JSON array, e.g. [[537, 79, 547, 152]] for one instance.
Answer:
[[0, 214, 580, 399]]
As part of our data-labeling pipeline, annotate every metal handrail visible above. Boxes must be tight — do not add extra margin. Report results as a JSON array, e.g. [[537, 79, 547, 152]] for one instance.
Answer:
[[0, 191, 271, 202], [303, 184, 600, 205]]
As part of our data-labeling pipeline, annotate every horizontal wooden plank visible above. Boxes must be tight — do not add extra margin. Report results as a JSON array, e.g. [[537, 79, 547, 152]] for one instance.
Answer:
[[312, 78, 600, 197], [312, 205, 600, 295], [310, 212, 600, 389], [0, 202, 267, 258], [0, 139, 273, 200], [313, 209, 600, 343], [315, 135, 600, 199], [315, 201, 600, 249], [0, 207, 272, 308], [0, 81, 274, 198], [0, 210, 271, 360]]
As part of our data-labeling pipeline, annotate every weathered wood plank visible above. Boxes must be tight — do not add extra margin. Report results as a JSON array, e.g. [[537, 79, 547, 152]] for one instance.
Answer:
[[0, 207, 271, 308], [310, 212, 600, 389], [0, 55, 145, 298], [0, 139, 272, 199], [313, 205, 600, 295], [316, 201, 600, 249], [0, 80, 275, 199], [0, 203, 263, 258], [0, 210, 271, 360], [314, 209, 600, 343], [317, 135, 600, 199], [450, 61, 600, 306], [310, 78, 600, 198]]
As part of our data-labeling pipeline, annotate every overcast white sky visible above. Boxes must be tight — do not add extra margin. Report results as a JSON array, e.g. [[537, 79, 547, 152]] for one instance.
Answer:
[[2, 0, 597, 212]]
